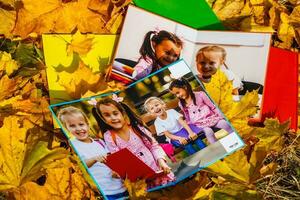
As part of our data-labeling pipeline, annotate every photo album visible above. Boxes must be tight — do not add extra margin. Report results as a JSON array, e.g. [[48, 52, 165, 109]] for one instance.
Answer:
[[108, 5, 272, 119], [45, 3, 297, 200], [50, 60, 244, 199]]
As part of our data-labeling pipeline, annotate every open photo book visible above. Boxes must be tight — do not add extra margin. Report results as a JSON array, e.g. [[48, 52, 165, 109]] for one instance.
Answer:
[[50, 60, 245, 199], [108, 4, 298, 130]]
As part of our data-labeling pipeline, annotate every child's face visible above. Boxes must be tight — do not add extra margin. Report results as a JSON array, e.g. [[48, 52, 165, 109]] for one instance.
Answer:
[[154, 40, 181, 67], [196, 51, 223, 82], [64, 114, 89, 141], [146, 99, 166, 117], [99, 103, 126, 130], [170, 87, 188, 100]]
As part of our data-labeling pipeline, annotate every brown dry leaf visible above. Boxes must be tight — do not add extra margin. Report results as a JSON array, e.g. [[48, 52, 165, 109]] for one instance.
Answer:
[[148, 173, 209, 200], [13, 0, 107, 38], [57, 61, 107, 99], [250, 0, 267, 25], [213, 0, 246, 21], [87, 0, 111, 17], [290, 5, 300, 47], [66, 31, 94, 56], [0, 75, 20, 101], [259, 162, 277, 176], [268, 6, 281, 29], [248, 144, 268, 182], [104, 0, 131, 33]]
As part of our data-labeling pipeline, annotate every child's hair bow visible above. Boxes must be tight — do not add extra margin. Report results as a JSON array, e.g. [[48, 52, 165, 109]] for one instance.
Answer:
[[112, 94, 124, 103]]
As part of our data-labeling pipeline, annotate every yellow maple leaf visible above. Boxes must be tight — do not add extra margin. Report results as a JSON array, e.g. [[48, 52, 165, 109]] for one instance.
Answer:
[[227, 91, 259, 121], [290, 5, 300, 25], [210, 183, 262, 199], [0, 51, 20, 76], [240, 16, 275, 32], [207, 119, 287, 187], [230, 118, 254, 138], [124, 178, 147, 199], [0, 116, 68, 191], [253, 118, 290, 152], [193, 187, 213, 200], [0, 92, 52, 126], [57, 61, 108, 99], [1, 0, 15, 6], [0, 7, 16, 38], [66, 31, 94, 56], [276, 12, 295, 49], [204, 69, 233, 115], [12, 0, 107, 38], [207, 151, 251, 183], [204, 69, 259, 121], [13, 159, 96, 200]]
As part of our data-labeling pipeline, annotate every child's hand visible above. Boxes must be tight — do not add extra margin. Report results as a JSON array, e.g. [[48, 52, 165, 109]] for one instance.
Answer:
[[158, 159, 171, 174], [111, 171, 121, 179], [94, 155, 107, 163], [177, 137, 187, 145], [188, 132, 198, 140]]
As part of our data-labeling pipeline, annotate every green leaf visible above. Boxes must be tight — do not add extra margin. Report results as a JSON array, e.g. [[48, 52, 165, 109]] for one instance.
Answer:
[[13, 43, 38, 67]]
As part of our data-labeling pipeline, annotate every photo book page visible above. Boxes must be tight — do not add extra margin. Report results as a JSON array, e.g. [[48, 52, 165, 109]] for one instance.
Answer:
[[109, 5, 272, 119]]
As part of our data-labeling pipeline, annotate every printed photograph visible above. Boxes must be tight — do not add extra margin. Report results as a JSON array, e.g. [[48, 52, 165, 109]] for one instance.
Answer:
[[43, 33, 119, 104], [50, 60, 244, 199]]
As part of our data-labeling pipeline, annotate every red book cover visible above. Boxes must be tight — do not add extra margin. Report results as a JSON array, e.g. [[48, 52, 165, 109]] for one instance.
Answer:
[[106, 148, 163, 181], [261, 47, 298, 130]]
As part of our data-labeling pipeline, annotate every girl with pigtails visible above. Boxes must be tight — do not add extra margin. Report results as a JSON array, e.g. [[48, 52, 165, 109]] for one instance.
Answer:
[[132, 30, 183, 79], [93, 95, 175, 188]]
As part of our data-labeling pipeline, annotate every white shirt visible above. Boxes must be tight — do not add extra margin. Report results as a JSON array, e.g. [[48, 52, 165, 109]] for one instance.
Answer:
[[154, 109, 183, 136], [220, 65, 243, 89], [71, 139, 126, 195]]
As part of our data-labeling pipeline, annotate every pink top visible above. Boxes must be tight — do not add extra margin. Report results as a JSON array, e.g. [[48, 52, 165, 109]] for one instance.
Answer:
[[132, 57, 158, 80], [179, 91, 223, 128], [104, 126, 175, 187]]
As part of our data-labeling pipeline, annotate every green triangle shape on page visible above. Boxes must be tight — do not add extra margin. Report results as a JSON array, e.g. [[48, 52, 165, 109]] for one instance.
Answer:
[[133, 0, 225, 30]]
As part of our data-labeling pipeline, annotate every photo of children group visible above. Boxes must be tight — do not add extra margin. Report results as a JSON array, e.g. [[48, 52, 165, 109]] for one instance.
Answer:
[[51, 60, 244, 199], [110, 5, 271, 114]]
